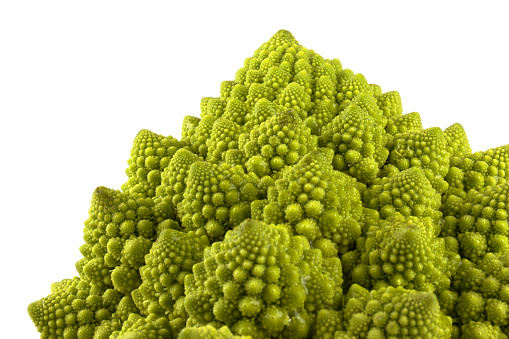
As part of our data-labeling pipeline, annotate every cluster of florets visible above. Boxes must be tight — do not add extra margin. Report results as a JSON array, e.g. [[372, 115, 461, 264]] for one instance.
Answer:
[[154, 148, 201, 222], [332, 284, 453, 339], [354, 216, 460, 293], [441, 181, 509, 263], [259, 149, 363, 255], [242, 108, 317, 172], [449, 144, 509, 192], [177, 161, 263, 241], [388, 127, 451, 193], [319, 103, 389, 183], [27, 277, 127, 339], [76, 186, 157, 294], [363, 167, 442, 222], [29, 29, 509, 339], [122, 129, 183, 198], [185, 220, 308, 338], [132, 229, 209, 331], [183, 219, 342, 339], [430, 252, 509, 337]]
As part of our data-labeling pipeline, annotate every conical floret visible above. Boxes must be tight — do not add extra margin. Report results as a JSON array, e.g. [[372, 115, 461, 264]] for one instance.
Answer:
[[359, 216, 456, 292], [363, 167, 442, 222], [122, 129, 181, 197], [243, 109, 317, 172], [444, 123, 472, 158], [154, 148, 200, 221], [388, 127, 451, 193], [337, 285, 452, 338]]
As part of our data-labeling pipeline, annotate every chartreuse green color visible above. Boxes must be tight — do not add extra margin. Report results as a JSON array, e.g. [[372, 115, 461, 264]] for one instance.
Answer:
[[354, 216, 460, 293], [183, 219, 340, 339], [28, 29, 509, 338], [335, 284, 453, 338]]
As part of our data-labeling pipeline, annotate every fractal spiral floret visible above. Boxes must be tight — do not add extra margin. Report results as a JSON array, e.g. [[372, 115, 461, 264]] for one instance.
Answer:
[[28, 29, 509, 338]]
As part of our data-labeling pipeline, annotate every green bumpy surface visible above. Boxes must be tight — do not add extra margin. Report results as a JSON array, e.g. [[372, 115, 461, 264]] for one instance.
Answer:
[[363, 167, 442, 222], [243, 108, 317, 172], [122, 129, 183, 198], [262, 149, 363, 254], [133, 229, 208, 325], [388, 127, 451, 193], [182, 218, 343, 339], [336, 284, 453, 338], [29, 29, 509, 339], [356, 216, 459, 293], [76, 186, 157, 292], [28, 277, 124, 339], [319, 103, 388, 183]]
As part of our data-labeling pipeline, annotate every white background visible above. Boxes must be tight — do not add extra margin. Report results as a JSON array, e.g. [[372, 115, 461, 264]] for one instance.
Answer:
[[2, 1, 508, 337]]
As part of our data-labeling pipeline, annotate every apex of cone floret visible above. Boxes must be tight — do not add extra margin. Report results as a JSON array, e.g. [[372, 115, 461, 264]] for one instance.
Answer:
[[269, 29, 298, 44]]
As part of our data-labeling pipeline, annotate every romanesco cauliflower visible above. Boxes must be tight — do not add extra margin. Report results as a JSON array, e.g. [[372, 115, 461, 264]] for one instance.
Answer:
[[28, 29, 509, 339]]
